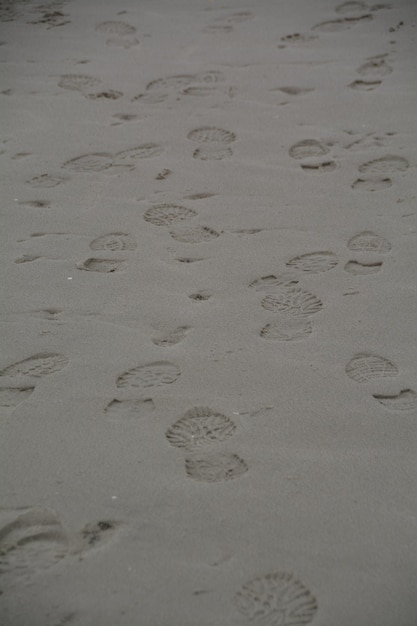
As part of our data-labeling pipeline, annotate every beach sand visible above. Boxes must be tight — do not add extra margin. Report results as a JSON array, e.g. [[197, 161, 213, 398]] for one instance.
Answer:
[[0, 0, 416, 624]]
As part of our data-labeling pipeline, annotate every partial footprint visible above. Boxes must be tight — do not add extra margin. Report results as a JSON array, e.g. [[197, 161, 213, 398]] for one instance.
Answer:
[[169, 225, 220, 244], [289, 139, 329, 160], [0, 353, 68, 378], [71, 520, 122, 555], [234, 571, 318, 625], [336, 1, 368, 13], [372, 389, 417, 411], [166, 407, 236, 450], [0, 387, 35, 410], [275, 86, 314, 96], [95, 21, 136, 35], [351, 177, 392, 191], [187, 127, 236, 144], [193, 145, 233, 160], [58, 74, 101, 92], [113, 144, 164, 167], [104, 398, 155, 419], [90, 233, 137, 251], [77, 258, 126, 273], [116, 361, 181, 391], [88, 90, 123, 100], [278, 33, 317, 47], [27, 174, 67, 188], [146, 74, 196, 91], [260, 318, 313, 341], [358, 155, 409, 175], [249, 274, 299, 292], [356, 57, 392, 76], [301, 160, 338, 173], [152, 326, 189, 347], [261, 288, 323, 318], [143, 204, 197, 226], [344, 260, 382, 274], [312, 14, 372, 32], [286, 252, 339, 273], [349, 79, 382, 90], [189, 291, 211, 302], [347, 231, 391, 253], [184, 452, 248, 482], [62, 153, 114, 172], [345, 353, 398, 382]]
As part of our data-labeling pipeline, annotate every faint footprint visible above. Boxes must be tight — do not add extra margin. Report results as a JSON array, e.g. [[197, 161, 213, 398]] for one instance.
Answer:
[[112, 144, 164, 168], [358, 155, 409, 175], [169, 225, 221, 244], [356, 57, 392, 76], [62, 153, 114, 172], [89, 233, 137, 251], [116, 361, 181, 391], [187, 127, 236, 144], [77, 259, 126, 273], [104, 398, 155, 419], [345, 353, 398, 382], [301, 160, 338, 173], [260, 317, 313, 341], [58, 74, 101, 92], [234, 571, 318, 625], [146, 74, 196, 91], [278, 33, 317, 48], [95, 21, 136, 35], [166, 407, 236, 450], [286, 252, 339, 273], [336, 1, 368, 12], [372, 389, 417, 411], [193, 145, 233, 160], [344, 260, 382, 274], [156, 169, 171, 180], [0, 387, 35, 410], [0, 353, 69, 378], [249, 274, 299, 292], [351, 177, 392, 191], [261, 288, 323, 318], [312, 14, 372, 32], [289, 139, 329, 160], [143, 204, 197, 226], [27, 174, 68, 188], [184, 452, 248, 482], [189, 291, 211, 302], [152, 326, 189, 347], [71, 520, 123, 555], [347, 231, 391, 253]]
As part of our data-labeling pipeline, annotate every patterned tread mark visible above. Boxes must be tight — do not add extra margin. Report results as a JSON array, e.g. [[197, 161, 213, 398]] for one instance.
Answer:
[[113, 144, 164, 166], [95, 21, 136, 35], [345, 353, 399, 382], [336, 1, 367, 12], [0, 387, 35, 408], [249, 274, 299, 292], [62, 153, 113, 172], [344, 260, 382, 275], [301, 161, 338, 173], [358, 155, 409, 175], [58, 74, 101, 92], [187, 127, 236, 144], [73, 520, 122, 554], [0, 353, 68, 378], [104, 398, 155, 418], [312, 14, 372, 32], [185, 452, 248, 482], [357, 58, 392, 76], [286, 252, 339, 273], [347, 231, 391, 253], [143, 204, 197, 226], [116, 361, 181, 391], [169, 225, 220, 244], [234, 571, 318, 626], [166, 407, 236, 450], [260, 318, 312, 341], [261, 288, 323, 317], [77, 258, 126, 273], [89, 233, 137, 251], [349, 79, 382, 90], [352, 178, 392, 191], [372, 389, 417, 411], [0, 508, 69, 590], [27, 174, 67, 188], [288, 139, 329, 160], [193, 145, 233, 160], [152, 326, 189, 347]]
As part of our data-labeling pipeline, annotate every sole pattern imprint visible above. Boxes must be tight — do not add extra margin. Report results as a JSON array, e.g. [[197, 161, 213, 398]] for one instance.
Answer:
[[166, 407, 236, 450], [345, 353, 399, 383], [116, 361, 181, 391], [0, 353, 68, 378], [184, 452, 248, 482], [234, 571, 318, 625], [261, 288, 323, 318]]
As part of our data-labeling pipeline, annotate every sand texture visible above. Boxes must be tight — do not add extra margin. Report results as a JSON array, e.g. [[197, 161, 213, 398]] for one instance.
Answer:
[[1, 0, 416, 624]]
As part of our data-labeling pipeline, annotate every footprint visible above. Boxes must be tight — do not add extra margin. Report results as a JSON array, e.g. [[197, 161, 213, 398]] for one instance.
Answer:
[[166, 407, 236, 450], [89, 233, 137, 251], [146, 74, 196, 91], [87, 90, 123, 100], [187, 127, 236, 144], [132, 92, 169, 104], [349, 79, 382, 90], [300, 160, 338, 173], [278, 33, 317, 47], [77, 259, 126, 273], [189, 291, 211, 301], [0, 508, 69, 591], [234, 571, 318, 625], [344, 260, 383, 274], [104, 398, 155, 418], [152, 326, 189, 347], [260, 317, 312, 341], [169, 225, 220, 244], [116, 361, 181, 391], [95, 21, 136, 35], [336, 1, 368, 12], [351, 177, 392, 191], [347, 231, 391, 253], [345, 353, 399, 382], [143, 204, 197, 226], [358, 155, 409, 175], [356, 58, 392, 76], [372, 389, 417, 411], [184, 452, 248, 482], [113, 144, 164, 167], [62, 153, 114, 172], [155, 169, 171, 180], [58, 74, 101, 92], [249, 274, 299, 292], [18, 200, 51, 209], [261, 288, 323, 318], [0, 353, 69, 378], [0, 387, 35, 409], [286, 252, 339, 273], [27, 174, 67, 188], [29, 10, 70, 29], [275, 86, 315, 96], [175, 257, 206, 264], [288, 140, 329, 160], [193, 145, 233, 160], [14, 254, 43, 264], [71, 520, 122, 555], [312, 14, 372, 32]]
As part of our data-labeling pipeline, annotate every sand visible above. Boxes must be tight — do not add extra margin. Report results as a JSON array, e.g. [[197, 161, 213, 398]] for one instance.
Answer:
[[0, 0, 416, 624]]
